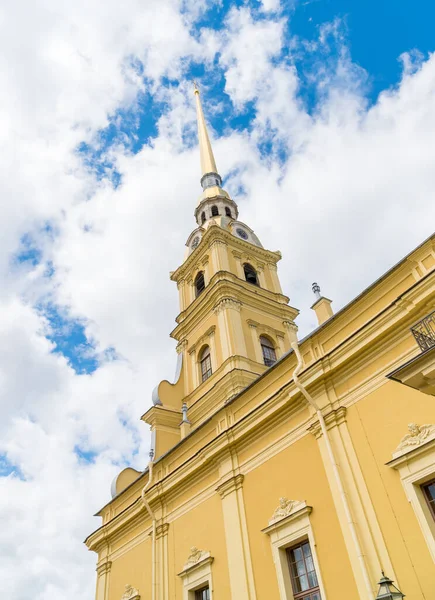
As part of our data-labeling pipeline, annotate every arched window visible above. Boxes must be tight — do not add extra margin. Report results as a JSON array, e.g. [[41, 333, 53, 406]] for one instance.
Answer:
[[225, 207, 232, 218], [199, 346, 212, 382], [195, 271, 205, 297], [215, 178, 220, 186], [201, 211, 206, 224], [260, 336, 277, 367], [211, 205, 219, 217], [244, 263, 258, 286]]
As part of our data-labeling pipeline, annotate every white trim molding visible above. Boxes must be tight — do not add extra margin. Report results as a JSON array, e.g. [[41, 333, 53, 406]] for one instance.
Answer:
[[177, 547, 214, 600], [262, 500, 327, 600], [388, 428, 435, 562]]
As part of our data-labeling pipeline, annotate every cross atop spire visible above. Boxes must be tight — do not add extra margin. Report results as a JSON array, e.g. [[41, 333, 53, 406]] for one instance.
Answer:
[[193, 84, 222, 191]]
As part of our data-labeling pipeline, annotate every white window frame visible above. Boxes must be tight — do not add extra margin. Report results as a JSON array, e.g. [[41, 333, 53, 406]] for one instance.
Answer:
[[177, 552, 213, 600], [388, 435, 435, 563], [262, 501, 326, 600]]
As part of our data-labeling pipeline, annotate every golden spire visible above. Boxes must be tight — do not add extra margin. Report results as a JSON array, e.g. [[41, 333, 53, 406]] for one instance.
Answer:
[[193, 83, 220, 188]]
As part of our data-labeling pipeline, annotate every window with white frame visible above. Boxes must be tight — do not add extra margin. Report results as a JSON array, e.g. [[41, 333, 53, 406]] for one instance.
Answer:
[[388, 424, 435, 563], [262, 500, 326, 600], [177, 548, 213, 600]]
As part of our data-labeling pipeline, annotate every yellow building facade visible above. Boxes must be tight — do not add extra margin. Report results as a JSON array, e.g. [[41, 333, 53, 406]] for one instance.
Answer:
[[85, 88, 435, 600]]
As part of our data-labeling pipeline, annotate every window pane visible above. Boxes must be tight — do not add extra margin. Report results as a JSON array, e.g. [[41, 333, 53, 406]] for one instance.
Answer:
[[293, 547, 303, 562], [287, 541, 321, 599], [308, 571, 318, 588], [426, 482, 435, 501], [305, 555, 315, 572]]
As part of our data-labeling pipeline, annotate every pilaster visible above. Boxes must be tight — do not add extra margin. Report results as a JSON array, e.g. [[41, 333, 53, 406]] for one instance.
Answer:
[[267, 261, 283, 294], [248, 322, 263, 363], [216, 465, 257, 600], [95, 559, 112, 600], [156, 523, 170, 600], [309, 407, 396, 597]]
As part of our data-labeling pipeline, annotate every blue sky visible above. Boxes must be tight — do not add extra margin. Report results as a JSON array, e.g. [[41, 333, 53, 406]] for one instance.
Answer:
[[1, 0, 435, 597]]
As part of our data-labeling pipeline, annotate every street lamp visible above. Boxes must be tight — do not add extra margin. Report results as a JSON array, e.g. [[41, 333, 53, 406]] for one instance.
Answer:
[[375, 572, 405, 599]]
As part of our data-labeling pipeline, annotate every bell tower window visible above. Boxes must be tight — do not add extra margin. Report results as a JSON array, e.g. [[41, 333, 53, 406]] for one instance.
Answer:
[[244, 263, 258, 286], [195, 271, 205, 297], [225, 207, 232, 218], [260, 336, 277, 367], [211, 205, 219, 217], [201, 211, 206, 224], [199, 346, 212, 382]]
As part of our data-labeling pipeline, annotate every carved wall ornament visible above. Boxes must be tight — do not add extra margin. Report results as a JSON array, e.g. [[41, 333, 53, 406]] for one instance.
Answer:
[[394, 423, 435, 455], [121, 584, 140, 600], [270, 497, 295, 522], [185, 546, 208, 567]]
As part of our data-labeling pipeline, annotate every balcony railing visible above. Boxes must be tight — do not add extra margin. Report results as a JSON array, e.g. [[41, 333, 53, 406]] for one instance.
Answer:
[[411, 311, 435, 352]]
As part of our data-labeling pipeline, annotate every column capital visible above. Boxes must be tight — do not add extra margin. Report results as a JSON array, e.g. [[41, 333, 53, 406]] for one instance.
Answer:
[[96, 560, 112, 577], [308, 407, 347, 439], [213, 297, 242, 315], [216, 474, 244, 499], [155, 522, 170, 540]]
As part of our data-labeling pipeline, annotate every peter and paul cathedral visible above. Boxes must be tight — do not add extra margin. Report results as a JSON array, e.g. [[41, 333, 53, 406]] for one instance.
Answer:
[[85, 86, 435, 600]]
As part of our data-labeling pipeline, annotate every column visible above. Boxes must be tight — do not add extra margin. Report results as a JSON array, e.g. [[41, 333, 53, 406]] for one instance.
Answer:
[[210, 239, 230, 272], [189, 347, 199, 390], [216, 474, 257, 600], [309, 408, 396, 598], [177, 279, 187, 312], [95, 560, 112, 600], [156, 523, 170, 600], [276, 333, 286, 358], [248, 322, 263, 364], [267, 262, 282, 294], [208, 329, 218, 371], [232, 250, 245, 279]]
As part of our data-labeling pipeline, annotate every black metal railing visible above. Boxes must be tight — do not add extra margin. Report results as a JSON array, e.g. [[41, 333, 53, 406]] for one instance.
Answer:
[[411, 310, 435, 352]]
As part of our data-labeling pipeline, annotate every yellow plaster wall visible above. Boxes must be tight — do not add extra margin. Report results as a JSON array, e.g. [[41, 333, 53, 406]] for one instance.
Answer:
[[346, 381, 435, 599], [169, 492, 231, 598], [109, 538, 151, 600], [242, 432, 358, 599]]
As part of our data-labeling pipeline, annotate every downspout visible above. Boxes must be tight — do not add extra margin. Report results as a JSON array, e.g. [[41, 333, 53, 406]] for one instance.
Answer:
[[291, 341, 373, 600], [141, 450, 157, 600]]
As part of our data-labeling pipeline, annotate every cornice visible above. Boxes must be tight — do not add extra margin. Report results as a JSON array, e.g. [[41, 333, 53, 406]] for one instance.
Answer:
[[171, 225, 281, 282], [308, 407, 347, 439], [171, 272, 297, 340], [386, 436, 435, 469], [216, 474, 244, 499], [262, 505, 313, 536], [141, 405, 182, 428], [96, 560, 112, 576]]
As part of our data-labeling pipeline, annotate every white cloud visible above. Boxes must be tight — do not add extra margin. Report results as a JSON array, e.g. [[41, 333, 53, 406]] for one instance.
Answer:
[[0, 1, 435, 599]]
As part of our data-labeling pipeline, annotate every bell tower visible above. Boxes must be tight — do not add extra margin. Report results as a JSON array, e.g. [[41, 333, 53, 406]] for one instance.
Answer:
[[142, 86, 299, 458]]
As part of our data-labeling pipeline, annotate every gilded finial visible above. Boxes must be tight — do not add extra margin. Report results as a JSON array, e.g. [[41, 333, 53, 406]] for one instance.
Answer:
[[193, 80, 200, 95]]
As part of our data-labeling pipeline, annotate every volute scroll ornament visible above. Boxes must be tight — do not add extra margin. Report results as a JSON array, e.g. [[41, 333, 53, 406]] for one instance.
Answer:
[[393, 422, 435, 456], [121, 584, 140, 600]]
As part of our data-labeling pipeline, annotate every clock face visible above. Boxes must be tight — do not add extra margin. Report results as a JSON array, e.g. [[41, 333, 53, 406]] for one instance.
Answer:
[[236, 228, 248, 240], [191, 236, 200, 249]]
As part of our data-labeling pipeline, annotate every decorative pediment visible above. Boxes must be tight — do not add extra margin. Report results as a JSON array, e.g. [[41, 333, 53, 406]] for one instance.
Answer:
[[393, 423, 435, 457], [178, 546, 214, 578], [121, 584, 140, 600], [184, 546, 209, 568], [269, 498, 306, 525]]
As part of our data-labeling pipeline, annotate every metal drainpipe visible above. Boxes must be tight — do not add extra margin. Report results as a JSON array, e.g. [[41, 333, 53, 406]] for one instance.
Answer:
[[291, 342, 374, 600], [141, 451, 157, 600]]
